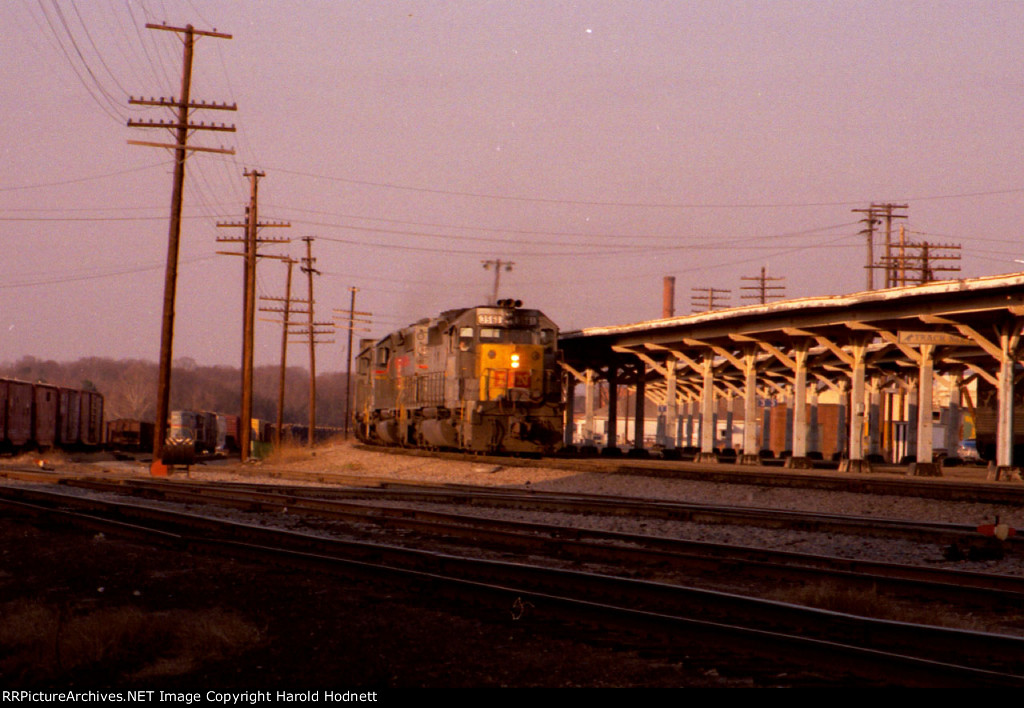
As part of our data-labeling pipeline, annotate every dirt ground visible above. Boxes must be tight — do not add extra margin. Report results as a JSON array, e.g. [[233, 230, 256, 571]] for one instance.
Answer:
[[1, 449, 753, 689]]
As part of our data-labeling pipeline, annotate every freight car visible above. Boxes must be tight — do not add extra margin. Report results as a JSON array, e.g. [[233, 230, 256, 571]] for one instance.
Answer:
[[353, 300, 563, 454], [0, 377, 104, 453], [106, 418, 155, 452]]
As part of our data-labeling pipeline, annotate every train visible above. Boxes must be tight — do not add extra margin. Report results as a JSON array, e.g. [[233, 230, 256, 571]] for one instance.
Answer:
[[0, 377, 104, 453], [353, 300, 564, 454], [169, 410, 223, 454]]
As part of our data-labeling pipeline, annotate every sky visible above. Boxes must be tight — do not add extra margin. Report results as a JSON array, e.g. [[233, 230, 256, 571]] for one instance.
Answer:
[[3, 0, 1024, 371]]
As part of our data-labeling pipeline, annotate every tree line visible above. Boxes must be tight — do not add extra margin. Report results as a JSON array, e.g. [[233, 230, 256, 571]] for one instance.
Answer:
[[0, 356, 351, 428]]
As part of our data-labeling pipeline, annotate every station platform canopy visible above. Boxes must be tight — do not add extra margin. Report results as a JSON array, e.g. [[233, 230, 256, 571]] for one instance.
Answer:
[[558, 272, 1024, 471]]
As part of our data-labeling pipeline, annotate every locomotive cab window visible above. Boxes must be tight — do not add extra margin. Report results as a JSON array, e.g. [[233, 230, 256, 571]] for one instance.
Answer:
[[480, 328, 534, 344], [453, 326, 474, 352]]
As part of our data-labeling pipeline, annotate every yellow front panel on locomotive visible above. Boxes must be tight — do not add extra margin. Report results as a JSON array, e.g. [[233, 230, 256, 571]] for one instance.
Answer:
[[477, 343, 544, 401]]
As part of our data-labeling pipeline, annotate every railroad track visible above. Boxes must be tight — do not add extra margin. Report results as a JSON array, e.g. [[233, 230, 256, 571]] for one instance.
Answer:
[[82, 473, 1020, 550], [354, 444, 1024, 504], [2, 481, 1024, 686], [13, 465, 1016, 549], [31, 476, 1023, 612]]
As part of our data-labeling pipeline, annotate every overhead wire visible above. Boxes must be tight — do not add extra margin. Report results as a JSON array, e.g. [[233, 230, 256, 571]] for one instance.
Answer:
[[0, 162, 173, 193], [268, 199, 858, 247], [67, 0, 134, 97], [263, 162, 1024, 211], [0, 254, 217, 289], [35, 0, 128, 123], [313, 223, 863, 259]]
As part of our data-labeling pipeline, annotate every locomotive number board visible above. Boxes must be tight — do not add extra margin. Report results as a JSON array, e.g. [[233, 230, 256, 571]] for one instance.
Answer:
[[477, 309, 539, 327]]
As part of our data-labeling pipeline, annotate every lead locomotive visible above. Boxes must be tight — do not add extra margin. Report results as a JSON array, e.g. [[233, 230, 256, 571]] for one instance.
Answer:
[[353, 300, 563, 453]]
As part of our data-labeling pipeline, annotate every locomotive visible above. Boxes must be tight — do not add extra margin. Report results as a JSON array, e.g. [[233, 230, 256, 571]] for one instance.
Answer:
[[354, 300, 563, 454]]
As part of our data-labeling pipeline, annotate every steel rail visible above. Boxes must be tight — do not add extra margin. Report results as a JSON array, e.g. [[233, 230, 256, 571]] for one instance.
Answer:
[[59, 476, 1024, 605], [117, 475, 1017, 548], [354, 444, 1024, 504], [2, 485, 1024, 686]]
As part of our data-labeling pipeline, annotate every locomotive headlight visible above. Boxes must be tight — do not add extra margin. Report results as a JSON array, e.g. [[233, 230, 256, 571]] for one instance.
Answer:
[[511, 353, 520, 369]]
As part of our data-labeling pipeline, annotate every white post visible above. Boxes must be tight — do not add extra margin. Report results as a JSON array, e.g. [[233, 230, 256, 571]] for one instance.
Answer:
[[792, 344, 809, 459], [743, 351, 758, 457], [701, 352, 715, 454], [916, 344, 935, 465]]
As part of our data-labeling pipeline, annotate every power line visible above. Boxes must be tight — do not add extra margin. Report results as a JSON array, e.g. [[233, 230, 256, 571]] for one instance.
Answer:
[[0, 255, 217, 289], [0, 161, 171, 192], [257, 163, 1024, 211], [272, 205, 857, 247], [35, 0, 127, 123]]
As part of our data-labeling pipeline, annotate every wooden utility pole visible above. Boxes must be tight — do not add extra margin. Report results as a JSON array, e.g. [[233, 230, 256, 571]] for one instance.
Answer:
[[852, 205, 881, 290], [854, 203, 907, 289], [876, 203, 908, 287], [690, 287, 731, 313], [259, 258, 311, 447], [334, 289, 373, 439], [299, 237, 328, 447], [740, 266, 786, 304], [216, 174, 290, 460], [127, 23, 234, 476], [242, 170, 262, 458], [878, 236, 961, 285], [482, 259, 514, 305]]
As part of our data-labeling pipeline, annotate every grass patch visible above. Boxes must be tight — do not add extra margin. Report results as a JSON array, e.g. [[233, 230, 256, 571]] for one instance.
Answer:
[[767, 582, 985, 630], [0, 600, 262, 685], [265, 436, 316, 464]]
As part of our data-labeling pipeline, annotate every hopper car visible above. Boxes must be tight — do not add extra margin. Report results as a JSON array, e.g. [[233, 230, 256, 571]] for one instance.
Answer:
[[354, 300, 563, 454]]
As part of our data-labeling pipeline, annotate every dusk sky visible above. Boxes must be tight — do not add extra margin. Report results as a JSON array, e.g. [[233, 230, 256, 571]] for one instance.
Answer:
[[4, 1, 1024, 371]]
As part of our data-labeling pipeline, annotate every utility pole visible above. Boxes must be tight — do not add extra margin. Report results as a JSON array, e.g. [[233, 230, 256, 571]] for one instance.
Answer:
[[852, 205, 881, 290], [127, 22, 234, 476], [216, 173, 290, 460], [878, 235, 961, 285], [334, 289, 373, 440], [853, 203, 908, 289], [482, 259, 513, 305], [875, 203, 908, 287], [690, 287, 731, 313], [297, 237, 333, 447], [740, 266, 786, 304], [259, 258, 310, 448]]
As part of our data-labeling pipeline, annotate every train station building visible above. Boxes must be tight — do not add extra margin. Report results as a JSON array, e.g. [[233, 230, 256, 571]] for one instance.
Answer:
[[559, 272, 1024, 476]]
